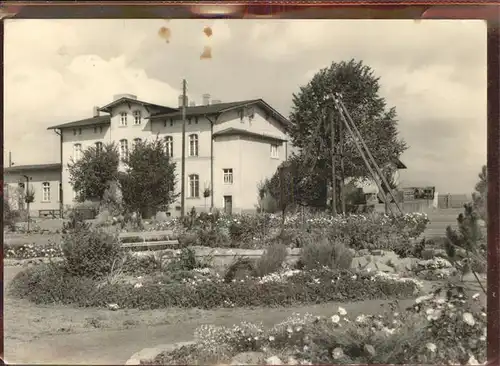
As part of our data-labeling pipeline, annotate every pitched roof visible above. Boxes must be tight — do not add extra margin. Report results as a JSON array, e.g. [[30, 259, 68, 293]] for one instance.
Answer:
[[212, 127, 287, 142], [4, 163, 61, 173], [98, 97, 177, 114], [47, 115, 111, 130], [149, 99, 292, 129]]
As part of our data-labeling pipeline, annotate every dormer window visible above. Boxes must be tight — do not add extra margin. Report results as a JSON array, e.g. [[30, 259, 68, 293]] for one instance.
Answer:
[[133, 110, 141, 125], [120, 112, 128, 126]]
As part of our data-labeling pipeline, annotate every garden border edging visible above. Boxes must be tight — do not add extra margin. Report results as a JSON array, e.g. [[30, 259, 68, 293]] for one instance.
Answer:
[[125, 341, 196, 365]]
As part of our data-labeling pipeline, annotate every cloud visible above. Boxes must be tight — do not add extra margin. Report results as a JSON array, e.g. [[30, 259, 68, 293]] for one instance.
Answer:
[[4, 19, 486, 193]]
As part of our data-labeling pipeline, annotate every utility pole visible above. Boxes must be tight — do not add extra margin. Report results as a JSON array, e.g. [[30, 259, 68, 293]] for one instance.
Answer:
[[330, 109, 337, 216], [9, 151, 12, 167], [180, 79, 187, 218], [338, 115, 346, 214]]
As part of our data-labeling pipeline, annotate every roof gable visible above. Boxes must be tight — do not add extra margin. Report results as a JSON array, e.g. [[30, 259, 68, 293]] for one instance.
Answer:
[[148, 99, 292, 130]]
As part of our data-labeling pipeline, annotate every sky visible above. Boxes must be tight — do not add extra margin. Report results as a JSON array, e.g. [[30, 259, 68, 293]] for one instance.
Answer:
[[4, 19, 486, 194]]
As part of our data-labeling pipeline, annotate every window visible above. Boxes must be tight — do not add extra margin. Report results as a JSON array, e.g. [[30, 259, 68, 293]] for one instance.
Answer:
[[120, 112, 128, 126], [223, 169, 233, 184], [99, 126, 103, 133], [78, 128, 82, 135], [94, 126, 97, 133], [195, 117, 199, 124], [188, 118, 192, 125], [119, 139, 128, 159], [95, 142, 103, 152], [270, 144, 279, 159], [247, 107, 255, 121], [73, 129, 77, 136], [133, 138, 142, 148], [73, 143, 82, 161], [189, 174, 200, 198], [42, 182, 51, 202], [189, 134, 199, 157], [170, 119, 174, 127], [133, 110, 142, 125], [165, 136, 173, 157]]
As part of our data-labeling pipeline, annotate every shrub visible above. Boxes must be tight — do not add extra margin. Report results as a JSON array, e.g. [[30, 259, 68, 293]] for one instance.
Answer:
[[223, 257, 256, 283], [61, 224, 123, 279], [3, 200, 20, 232], [254, 243, 288, 278], [297, 236, 353, 271]]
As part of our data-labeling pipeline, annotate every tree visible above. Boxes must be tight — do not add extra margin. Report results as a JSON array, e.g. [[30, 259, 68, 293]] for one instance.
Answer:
[[289, 59, 408, 187], [445, 203, 486, 294], [472, 165, 487, 222], [119, 137, 178, 218], [260, 153, 328, 228], [68, 143, 120, 203]]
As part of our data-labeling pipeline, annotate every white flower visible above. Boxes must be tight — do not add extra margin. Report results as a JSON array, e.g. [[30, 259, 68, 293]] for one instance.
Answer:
[[332, 347, 344, 359], [426, 342, 437, 352], [338, 307, 347, 316], [268, 336, 275, 341], [331, 315, 340, 324], [134, 282, 143, 288], [415, 294, 433, 304], [467, 355, 481, 365], [463, 312, 476, 326], [382, 327, 395, 336], [472, 293, 480, 300], [356, 315, 366, 323], [287, 326, 293, 333]]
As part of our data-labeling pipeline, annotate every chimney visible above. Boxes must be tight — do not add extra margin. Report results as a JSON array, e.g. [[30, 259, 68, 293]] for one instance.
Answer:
[[93, 106, 100, 117], [189, 101, 196, 107], [211, 99, 222, 105], [178, 94, 188, 108], [202, 93, 210, 106]]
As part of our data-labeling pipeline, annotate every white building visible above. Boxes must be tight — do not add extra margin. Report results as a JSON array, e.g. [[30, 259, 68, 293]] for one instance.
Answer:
[[47, 93, 293, 217]]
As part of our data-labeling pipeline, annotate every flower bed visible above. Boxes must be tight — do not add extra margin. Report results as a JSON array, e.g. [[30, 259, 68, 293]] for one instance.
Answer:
[[8, 265, 421, 310], [4, 242, 63, 259], [173, 211, 429, 251], [143, 284, 486, 365]]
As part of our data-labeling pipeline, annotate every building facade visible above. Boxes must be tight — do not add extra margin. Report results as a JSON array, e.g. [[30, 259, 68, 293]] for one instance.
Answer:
[[4, 163, 62, 217], [48, 93, 292, 216]]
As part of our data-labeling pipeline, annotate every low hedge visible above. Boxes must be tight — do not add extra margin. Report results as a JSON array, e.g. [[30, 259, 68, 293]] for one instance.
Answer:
[[9, 265, 421, 310]]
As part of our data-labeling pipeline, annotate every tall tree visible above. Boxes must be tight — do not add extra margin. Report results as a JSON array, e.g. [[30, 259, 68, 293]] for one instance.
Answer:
[[262, 153, 328, 214], [289, 59, 408, 186], [68, 143, 120, 203], [472, 165, 487, 221], [119, 137, 178, 218]]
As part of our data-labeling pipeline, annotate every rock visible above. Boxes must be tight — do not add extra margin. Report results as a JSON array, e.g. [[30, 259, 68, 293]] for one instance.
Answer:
[[107, 303, 120, 311], [231, 352, 266, 365], [364, 261, 395, 273], [287, 356, 299, 365], [266, 356, 284, 365]]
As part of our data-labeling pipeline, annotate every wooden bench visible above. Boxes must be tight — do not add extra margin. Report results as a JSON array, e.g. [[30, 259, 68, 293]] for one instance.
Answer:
[[119, 230, 179, 249], [38, 209, 61, 219]]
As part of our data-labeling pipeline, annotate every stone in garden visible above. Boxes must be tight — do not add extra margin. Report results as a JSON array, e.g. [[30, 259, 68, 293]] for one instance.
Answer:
[[230, 352, 266, 365], [107, 303, 120, 311], [266, 356, 284, 365], [364, 261, 395, 273]]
